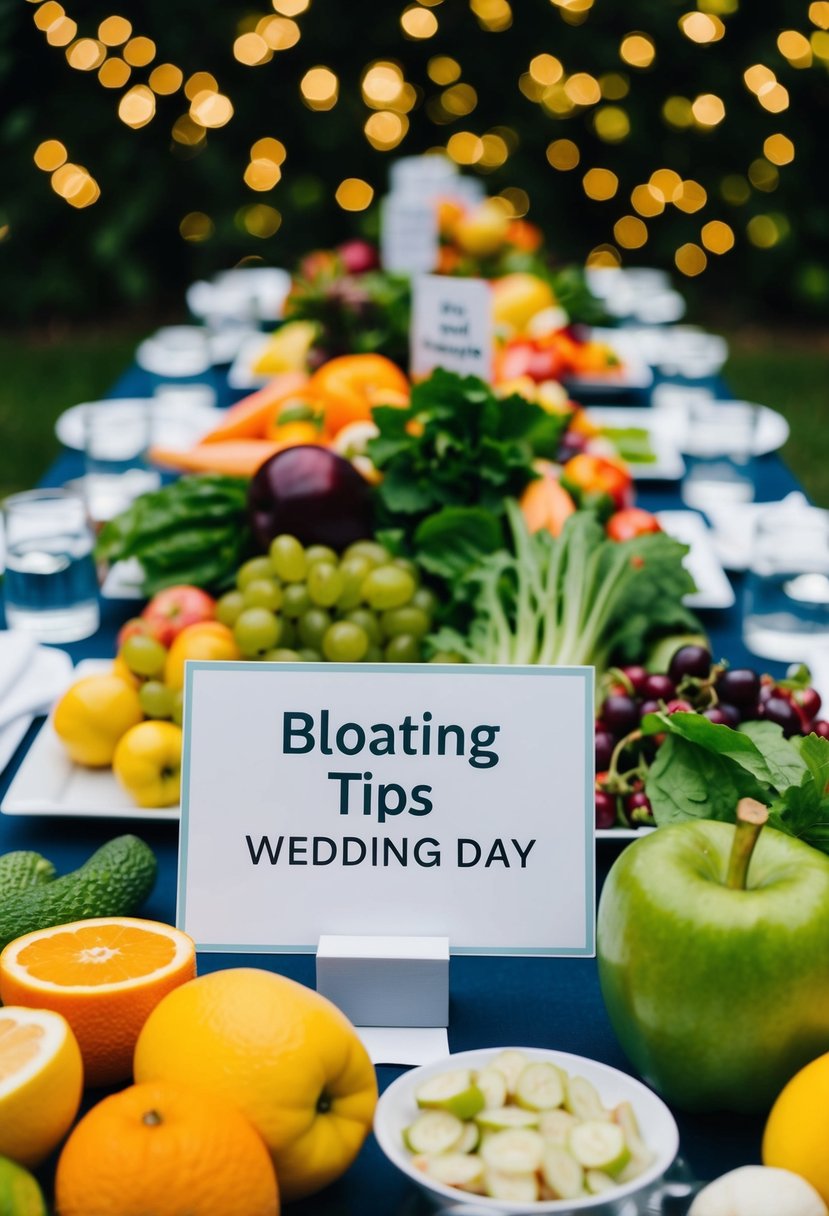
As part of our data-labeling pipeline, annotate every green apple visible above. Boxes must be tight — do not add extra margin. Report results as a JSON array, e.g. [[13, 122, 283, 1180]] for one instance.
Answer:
[[597, 803, 829, 1113]]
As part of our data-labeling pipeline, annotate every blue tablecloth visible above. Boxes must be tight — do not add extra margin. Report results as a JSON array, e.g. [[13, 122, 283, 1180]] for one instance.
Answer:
[[0, 362, 805, 1211]]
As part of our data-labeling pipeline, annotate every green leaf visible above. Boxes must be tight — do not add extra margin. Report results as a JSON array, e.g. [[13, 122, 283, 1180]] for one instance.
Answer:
[[738, 720, 808, 790], [797, 732, 829, 792], [641, 711, 777, 787], [645, 735, 767, 827], [414, 506, 504, 582]]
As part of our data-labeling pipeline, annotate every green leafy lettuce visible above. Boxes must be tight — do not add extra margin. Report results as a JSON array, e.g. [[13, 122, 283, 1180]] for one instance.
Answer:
[[95, 474, 252, 594], [429, 500, 698, 670]]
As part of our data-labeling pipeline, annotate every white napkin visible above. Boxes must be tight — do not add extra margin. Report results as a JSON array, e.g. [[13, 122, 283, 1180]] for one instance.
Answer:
[[0, 643, 74, 777], [0, 645, 74, 731], [0, 634, 37, 703]]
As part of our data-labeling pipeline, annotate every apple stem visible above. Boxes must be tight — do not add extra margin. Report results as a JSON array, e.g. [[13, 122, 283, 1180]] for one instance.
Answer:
[[726, 798, 769, 890]]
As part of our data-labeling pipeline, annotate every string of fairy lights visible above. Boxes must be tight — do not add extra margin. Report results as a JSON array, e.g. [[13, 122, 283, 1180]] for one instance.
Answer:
[[23, 0, 829, 277]]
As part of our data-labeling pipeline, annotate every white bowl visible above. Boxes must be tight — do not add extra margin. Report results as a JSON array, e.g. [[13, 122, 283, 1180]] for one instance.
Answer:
[[373, 1046, 679, 1215]]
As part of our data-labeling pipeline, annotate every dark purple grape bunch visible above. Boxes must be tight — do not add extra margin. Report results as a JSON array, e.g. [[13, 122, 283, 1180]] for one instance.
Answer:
[[594, 643, 829, 831]]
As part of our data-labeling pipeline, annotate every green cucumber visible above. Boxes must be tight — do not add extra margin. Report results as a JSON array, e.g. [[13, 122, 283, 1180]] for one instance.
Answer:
[[0, 852, 56, 896], [0, 836, 157, 951]]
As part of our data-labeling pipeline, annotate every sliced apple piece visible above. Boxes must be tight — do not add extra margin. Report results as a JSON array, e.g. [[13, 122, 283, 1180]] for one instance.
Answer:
[[586, 1169, 617, 1195], [456, 1122, 480, 1154], [415, 1069, 486, 1120], [484, 1168, 539, 1202], [474, 1065, 508, 1110], [481, 1128, 544, 1175], [515, 1061, 565, 1111], [570, 1120, 630, 1175], [539, 1108, 578, 1145], [403, 1110, 465, 1155], [476, 1106, 540, 1132], [542, 1144, 585, 1200], [422, 1152, 485, 1192], [564, 1075, 611, 1122], [490, 1049, 531, 1095]]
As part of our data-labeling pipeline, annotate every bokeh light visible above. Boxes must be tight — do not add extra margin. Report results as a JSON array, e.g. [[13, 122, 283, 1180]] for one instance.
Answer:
[[546, 139, 580, 170], [118, 84, 156, 129], [583, 168, 619, 200], [701, 219, 735, 253], [675, 242, 707, 275], [300, 66, 339, 110], [335, 177, 374, 210], [98, 16, 131, 46], [34, 139, 67, 171], [620, 33, 655, 68]]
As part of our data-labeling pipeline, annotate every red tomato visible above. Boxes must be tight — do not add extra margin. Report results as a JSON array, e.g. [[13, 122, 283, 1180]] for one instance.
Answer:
[[606, 508, 663, 543], [562, 453, 633, 511], [495, 339, 567, 384]]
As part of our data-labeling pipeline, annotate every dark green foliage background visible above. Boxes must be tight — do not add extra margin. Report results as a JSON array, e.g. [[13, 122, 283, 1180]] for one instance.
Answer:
[[1, 0, 827, 320]]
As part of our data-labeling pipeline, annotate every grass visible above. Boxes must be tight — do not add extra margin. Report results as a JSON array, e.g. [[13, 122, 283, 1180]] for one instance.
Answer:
[[723, 328, 829, 507], [0, 325, 827, 505], [0, 330, 146, 498]]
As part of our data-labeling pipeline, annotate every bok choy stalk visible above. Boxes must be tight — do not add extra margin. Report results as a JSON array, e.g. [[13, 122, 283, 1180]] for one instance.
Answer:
[[429, 501, 698, 670]]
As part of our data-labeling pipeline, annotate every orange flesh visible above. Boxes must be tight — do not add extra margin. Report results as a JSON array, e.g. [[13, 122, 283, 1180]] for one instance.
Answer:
[[17, 925, 178, 987], [0, 1018, 44, 1079]]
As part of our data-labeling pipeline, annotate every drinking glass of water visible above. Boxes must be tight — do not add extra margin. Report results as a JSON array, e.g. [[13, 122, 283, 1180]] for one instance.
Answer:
[[681, 400, 759, 514], [2, 488, 100, 643], [744, 506, 829, 662], [82, 400, 160, 524]]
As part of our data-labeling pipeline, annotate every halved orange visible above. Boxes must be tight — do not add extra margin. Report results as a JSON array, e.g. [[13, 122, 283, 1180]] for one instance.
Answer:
[[0, 917, 196, 1088], [0, 1006, 83, 1166]]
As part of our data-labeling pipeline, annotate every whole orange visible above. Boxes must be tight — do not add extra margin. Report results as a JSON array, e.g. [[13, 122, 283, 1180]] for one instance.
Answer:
[[134, 967, 377, 1202], [55, 1080, 279, 1216], [163, 621, 240, 691], [763, 1051, 829, 1202]]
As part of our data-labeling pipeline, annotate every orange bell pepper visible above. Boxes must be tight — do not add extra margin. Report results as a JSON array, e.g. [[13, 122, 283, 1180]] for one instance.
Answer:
[[308, 354, 410, 438], [561, 453, 633, 511], [520, 465, 576, 537]]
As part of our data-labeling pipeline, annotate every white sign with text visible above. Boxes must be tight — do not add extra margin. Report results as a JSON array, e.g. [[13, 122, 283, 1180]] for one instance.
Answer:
[[178, 662, 594, 956], [380, 196, 439, 275], [410, 274, 493, 381]]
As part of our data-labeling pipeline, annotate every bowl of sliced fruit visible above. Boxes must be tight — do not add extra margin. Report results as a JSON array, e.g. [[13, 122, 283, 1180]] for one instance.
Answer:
[[374, 1047, 679, 1214]]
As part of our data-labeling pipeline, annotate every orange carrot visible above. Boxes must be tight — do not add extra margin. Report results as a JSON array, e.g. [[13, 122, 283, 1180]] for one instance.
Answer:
[[149, 439, 283, 477], [201, 371, 309, 444]]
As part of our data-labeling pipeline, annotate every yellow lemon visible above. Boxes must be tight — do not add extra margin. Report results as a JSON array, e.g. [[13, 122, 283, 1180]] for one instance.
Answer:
[[492, 272, 556, 333], [763, 1052, 829, 1203], [0, 1006, 83, 1168], [112, 721, 182, 808], [53, 675, 143, 767], [134, 968, 378, 1202]]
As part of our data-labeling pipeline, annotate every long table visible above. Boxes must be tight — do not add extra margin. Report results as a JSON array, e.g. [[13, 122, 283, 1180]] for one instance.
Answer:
[[0, 360, 804, 1212]]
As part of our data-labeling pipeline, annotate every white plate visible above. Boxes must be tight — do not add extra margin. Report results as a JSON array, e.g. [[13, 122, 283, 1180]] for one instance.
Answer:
[[136, 329, 214, 378], [1, 660, 179, 820], [655, 510, 735, 610], [596, 826, 653, 842], [227, 333, 274, 390], [584, 407, 686, 480], [565, 327, 654, 393], [374, 1045, 679, 1215], [651, 389, 790, 457], [703, 491, 810, 572], [55, 399, 224, 453]]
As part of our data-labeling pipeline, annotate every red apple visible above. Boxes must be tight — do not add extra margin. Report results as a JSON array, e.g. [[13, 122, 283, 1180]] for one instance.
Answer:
[[140, 585, 216, 647], [117, 617, 166, 650]]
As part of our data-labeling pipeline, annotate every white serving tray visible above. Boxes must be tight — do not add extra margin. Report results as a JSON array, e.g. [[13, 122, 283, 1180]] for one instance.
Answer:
[[1, 660, 179, 821]]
